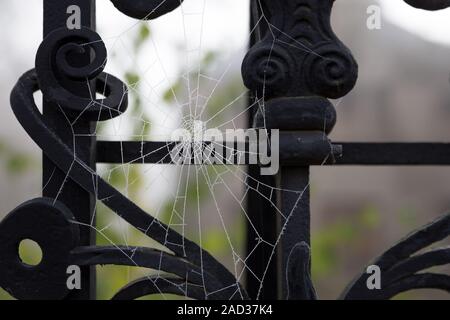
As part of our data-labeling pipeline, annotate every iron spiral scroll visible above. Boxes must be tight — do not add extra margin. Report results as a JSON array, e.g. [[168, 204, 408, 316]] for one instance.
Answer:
[[0, 0, 449, 300], [0, 25, 248, 300]]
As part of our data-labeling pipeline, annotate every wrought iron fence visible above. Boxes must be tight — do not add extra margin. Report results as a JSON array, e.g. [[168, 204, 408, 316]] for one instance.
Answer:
[[0, 0, 449, 300]]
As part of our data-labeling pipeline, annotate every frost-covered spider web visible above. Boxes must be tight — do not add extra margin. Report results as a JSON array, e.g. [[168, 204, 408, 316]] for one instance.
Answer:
[[51, 0, 333, 300]]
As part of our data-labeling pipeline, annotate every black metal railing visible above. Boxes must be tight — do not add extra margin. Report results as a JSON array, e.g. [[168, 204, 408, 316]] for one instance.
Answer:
[[0, 0, 449, 300]]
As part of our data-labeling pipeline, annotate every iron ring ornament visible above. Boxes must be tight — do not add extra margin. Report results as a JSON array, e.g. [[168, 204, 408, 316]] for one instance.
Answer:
[[0, 0, 448, 300]]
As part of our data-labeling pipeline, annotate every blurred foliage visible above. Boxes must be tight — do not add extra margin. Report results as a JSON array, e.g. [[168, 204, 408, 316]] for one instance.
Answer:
[[312, 206, 381, 279], [0, 140, 35, 176], [0, 140, 36, 299]]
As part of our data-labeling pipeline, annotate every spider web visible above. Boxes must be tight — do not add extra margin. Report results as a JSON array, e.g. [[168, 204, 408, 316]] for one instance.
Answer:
[[45, 0, 334, 300]]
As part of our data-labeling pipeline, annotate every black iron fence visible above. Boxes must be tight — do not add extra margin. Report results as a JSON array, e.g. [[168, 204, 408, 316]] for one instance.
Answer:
[[0, 0, 449, 300]]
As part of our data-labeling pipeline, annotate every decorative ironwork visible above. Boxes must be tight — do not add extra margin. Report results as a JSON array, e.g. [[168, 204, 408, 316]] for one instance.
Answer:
[[242, 0, 358, 100], [0, 0, 449, 300], [0, 24, 246, 301], [342, 214, 450, 299]]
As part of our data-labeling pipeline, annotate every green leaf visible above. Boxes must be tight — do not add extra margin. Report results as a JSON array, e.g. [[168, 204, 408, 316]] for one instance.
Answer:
[[134, 24, 151, 50], [202, 51, 218, 68], [125, 72, 140, 87], [163, 80, 183, 103], [6, 154, 31, 174], [359, 205, 381, 228]]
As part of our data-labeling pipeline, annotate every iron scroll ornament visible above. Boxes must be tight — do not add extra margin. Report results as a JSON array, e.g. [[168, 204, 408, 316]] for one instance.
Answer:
[[0, 27, 248, 300], [341, 214, 450, 299], [242, 0, 359, 100], [242, 0, 450, 101]]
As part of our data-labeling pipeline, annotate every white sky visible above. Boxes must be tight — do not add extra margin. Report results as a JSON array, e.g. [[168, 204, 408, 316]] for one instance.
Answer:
[[380, 0, 450, 45], [3, 1, 450, 81]]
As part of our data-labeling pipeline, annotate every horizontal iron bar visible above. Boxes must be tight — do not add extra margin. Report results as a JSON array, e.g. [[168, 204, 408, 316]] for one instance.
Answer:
[[96, 141, 450, 166], [97, 141, 175, 164], [335, 143, 450, 166]]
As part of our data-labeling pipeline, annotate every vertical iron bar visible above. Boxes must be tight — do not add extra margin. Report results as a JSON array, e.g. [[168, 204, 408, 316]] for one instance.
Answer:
[[246, 168, 278, 299], [245, 0, 278, 300], [277, 167, 311, 299], [43, 0, 96, 300]]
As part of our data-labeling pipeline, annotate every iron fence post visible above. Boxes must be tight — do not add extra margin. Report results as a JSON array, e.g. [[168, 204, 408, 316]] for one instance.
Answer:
[[245, 0, 278, 300], [43, 0, 96, 300]]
